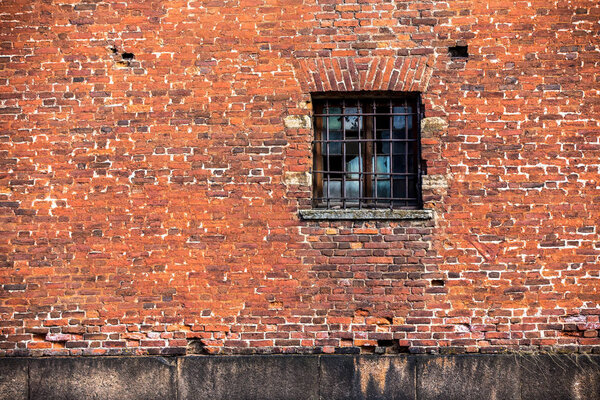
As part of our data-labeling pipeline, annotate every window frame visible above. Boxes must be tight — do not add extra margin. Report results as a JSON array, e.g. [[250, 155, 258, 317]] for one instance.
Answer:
[[311, 92, 423, 210]]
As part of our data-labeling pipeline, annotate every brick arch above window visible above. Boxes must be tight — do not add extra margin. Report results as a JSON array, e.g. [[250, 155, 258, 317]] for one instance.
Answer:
[[293, 56, 433, 93]]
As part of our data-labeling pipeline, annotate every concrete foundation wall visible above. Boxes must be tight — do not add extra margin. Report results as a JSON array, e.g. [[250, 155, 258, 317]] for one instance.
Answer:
[[2, 355, 599, 400]]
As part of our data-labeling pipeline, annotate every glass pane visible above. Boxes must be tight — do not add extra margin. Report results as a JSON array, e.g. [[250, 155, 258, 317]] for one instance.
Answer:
[[328, 115, 342, 131], [406, 154, 414, 173], [408, 177, 416, 198], [376, 131, 390, 154], [393, 155, 406, 174], [344, 107, 360, 131], [346, 180, 360, 198], [329, 130, 342, 154], [378, 141, 389, 155], [393, 141, 406, 155], [408, 141, 417, 172], [393, 116, 406, 132], [327, 106, 342, 115], [375, 155, 389, 173], [376, 116, 391, 154], [375, 155, 390, 200], [324, 180, 341, 198], [345, 116, 360, 131], [377, 180, 390, 198], [410, 115, 419, 139], [346, 141, 359, 156], [346, 155, 361, 179], [392, 100, 413, 114], [393, 178, 407, 198]]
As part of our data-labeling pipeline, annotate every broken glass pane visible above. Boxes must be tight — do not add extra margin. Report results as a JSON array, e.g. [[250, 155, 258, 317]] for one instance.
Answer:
[[346, 155, 361, 179]]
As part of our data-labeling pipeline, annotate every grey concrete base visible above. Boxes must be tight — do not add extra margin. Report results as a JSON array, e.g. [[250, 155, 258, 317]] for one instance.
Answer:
[[1, 354, 599, 399], [179, 356, 319, 399], [0, 358, 27, 400]]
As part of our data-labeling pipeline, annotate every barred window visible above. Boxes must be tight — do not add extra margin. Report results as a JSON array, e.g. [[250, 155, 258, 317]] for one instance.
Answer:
[[312, 95, 422, 209]]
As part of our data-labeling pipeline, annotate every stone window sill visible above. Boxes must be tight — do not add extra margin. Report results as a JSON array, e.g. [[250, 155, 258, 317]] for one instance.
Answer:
[[299, 209, 434, 220]]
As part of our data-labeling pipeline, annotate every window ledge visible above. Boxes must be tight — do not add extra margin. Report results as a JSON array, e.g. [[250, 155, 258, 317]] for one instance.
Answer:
[[299, 209, 434, 220]]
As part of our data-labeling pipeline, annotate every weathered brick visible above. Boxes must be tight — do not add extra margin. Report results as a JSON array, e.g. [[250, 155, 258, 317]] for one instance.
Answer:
[[0, 0, 598, 357]]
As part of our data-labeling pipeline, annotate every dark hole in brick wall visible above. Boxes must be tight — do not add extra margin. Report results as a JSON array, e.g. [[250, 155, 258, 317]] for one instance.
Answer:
[[110, 46, 118, 54], [431, 279, 445, 287], [376, 339, 409, 354], [122, 52, 134, 60], [449, 45, 468, 58], [361, 346, 376, 354], [3, 284, 26, 291], [187, 339, 209, 355]]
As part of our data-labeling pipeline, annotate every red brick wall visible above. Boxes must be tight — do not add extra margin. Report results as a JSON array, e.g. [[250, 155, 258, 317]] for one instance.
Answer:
[[1, 0, 599, 356]]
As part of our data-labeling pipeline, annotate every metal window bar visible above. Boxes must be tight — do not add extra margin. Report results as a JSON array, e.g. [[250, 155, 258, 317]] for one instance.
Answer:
[[405, 101, 409, 208], [342, 99, 346, 209], [389, 99, 394, 206], [313, 96, 421, 209], [358, 100, 363, 209], [326, 100, 330, 209], [373, 100, 378, 207]]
